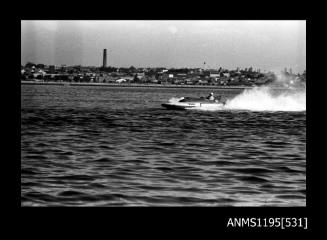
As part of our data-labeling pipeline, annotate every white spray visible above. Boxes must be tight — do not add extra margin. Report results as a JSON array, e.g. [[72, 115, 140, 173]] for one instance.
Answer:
[[167, 71, 306, 112], [225, 86, 306, 111], [225, 72, 306, 112]]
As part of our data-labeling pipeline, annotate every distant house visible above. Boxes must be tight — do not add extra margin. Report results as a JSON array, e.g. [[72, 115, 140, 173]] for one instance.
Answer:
[[198, 79, 209, 85], [32, 69, 46, 79], [209, 71, 220, 78], [175, 73, 187, 80], [176, 73, 187, 76], [185, 79, 194, 85], [116, 78, 127, 83], [37, 69, 47, 76], [223, 72, 230, 78], [123, 76, 134, 82], [161, 73, 174, 81], [137, 72, 145, 78]]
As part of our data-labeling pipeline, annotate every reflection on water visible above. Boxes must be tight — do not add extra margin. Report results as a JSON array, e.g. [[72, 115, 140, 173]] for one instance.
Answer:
[[21, 85, 306, 206]]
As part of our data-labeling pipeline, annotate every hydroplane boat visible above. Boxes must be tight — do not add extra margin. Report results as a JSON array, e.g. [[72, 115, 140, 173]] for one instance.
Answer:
[[161, 97, 226, 110]]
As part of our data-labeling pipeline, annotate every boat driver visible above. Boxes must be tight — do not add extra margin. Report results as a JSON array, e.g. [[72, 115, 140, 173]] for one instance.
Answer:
[[207, 92, 215, 101]]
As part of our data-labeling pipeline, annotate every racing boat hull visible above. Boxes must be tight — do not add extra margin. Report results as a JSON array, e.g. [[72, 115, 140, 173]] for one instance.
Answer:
[[161, 97, 225, 110], [161, 103, 196, 110]]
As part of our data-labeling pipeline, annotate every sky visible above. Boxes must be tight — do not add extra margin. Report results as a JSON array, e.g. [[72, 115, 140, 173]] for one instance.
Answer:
[[21, 20, 306, 72]]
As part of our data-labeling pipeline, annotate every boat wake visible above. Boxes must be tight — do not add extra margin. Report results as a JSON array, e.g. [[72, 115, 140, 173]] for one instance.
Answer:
[[166, 72, 306, 112], [224, 72, 306, 112], [224, 86, 306, 112]]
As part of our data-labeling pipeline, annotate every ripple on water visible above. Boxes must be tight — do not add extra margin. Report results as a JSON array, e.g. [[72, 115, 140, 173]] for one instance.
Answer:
[[238, 176, 269, 183], [21, 85, 306, 206]]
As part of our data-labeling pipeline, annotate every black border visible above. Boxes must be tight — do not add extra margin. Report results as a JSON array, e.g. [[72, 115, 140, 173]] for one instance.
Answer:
[[14, 2, 317, 234]]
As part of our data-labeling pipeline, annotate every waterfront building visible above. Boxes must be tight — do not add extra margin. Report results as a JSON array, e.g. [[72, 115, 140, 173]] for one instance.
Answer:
[[223, 72, 230, 78], [209, 70, 220, 78]]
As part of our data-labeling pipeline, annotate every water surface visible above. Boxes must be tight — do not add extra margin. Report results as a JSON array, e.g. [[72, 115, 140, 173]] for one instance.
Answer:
[[21, 85, 306, 206]]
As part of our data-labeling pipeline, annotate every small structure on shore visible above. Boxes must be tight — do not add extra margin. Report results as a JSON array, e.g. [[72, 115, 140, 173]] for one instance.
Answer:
[[116, 78, 127, 83]]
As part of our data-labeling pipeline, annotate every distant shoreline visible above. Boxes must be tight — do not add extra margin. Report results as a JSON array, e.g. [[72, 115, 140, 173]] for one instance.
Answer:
[[21, 81, 291, 90], [20, 81, 261, 90]]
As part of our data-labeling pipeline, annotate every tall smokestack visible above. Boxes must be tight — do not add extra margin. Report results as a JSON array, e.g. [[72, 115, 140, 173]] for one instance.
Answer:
[[103, 49, 107, 68]]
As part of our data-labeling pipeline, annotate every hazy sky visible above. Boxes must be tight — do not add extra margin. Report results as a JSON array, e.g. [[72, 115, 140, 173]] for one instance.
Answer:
[[21, 20, 306, 72]]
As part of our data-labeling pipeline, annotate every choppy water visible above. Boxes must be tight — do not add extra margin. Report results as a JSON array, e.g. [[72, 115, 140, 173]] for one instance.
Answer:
[[21, 85, 306, 206]]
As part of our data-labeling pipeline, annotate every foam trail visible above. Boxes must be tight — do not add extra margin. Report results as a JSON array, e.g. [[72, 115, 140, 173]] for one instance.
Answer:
[[167, 71, 306, 112], [225, 86, 306, 112]]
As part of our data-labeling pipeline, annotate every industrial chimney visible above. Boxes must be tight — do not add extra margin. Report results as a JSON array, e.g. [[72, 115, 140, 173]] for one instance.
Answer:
[[103, 49, 107, 68]]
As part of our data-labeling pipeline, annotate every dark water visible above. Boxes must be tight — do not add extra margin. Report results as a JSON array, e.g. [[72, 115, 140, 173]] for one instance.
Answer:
[[21, 85, 306, 206]]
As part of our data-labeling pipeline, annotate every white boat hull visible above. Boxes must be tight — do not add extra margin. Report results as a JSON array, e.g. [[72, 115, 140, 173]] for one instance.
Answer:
[[162, 100, 224, 110]]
